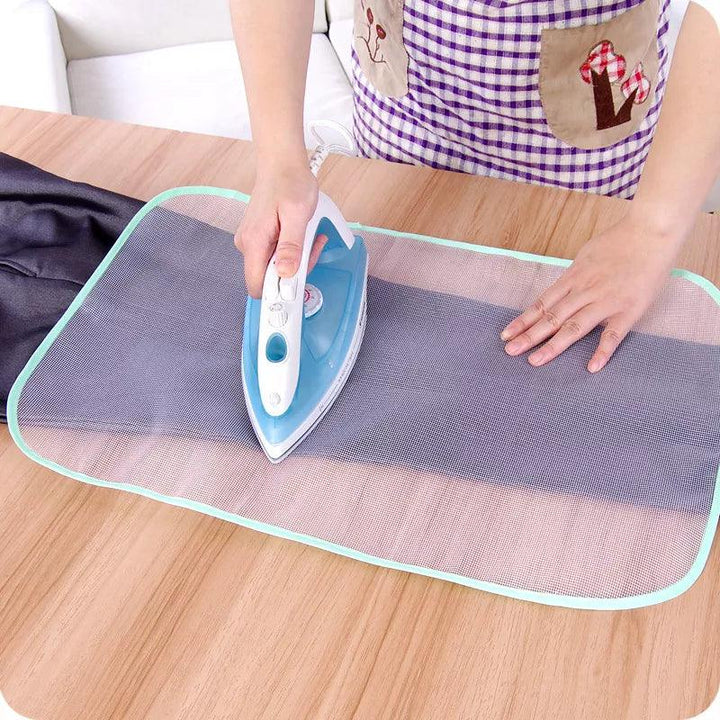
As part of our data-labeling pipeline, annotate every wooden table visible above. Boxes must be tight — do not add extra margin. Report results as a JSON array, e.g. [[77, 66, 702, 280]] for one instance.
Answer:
[[1, 107, 719, 720]]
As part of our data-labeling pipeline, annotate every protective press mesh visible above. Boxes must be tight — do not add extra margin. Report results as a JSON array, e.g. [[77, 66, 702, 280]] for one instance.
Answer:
[[12, 192, 720, 606]]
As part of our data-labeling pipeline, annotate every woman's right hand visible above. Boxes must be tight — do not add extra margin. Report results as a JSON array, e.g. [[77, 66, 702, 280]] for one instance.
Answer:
[[235, 160, 325, 298]]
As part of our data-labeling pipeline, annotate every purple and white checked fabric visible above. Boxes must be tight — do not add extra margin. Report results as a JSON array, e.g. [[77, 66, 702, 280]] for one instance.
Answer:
[[352, 0, 670, 198]]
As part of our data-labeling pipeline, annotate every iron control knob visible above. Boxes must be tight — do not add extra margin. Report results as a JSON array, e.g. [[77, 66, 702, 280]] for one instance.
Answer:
[[268, 302, 288, 328]]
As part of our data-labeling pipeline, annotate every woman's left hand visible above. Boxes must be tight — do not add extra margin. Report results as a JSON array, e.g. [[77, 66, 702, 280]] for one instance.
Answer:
[[500, 213, 684, 373]]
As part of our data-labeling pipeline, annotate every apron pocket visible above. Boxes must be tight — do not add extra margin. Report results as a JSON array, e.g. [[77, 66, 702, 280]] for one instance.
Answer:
[[539, 0, 659, 149], [354, 0, 409, 98]]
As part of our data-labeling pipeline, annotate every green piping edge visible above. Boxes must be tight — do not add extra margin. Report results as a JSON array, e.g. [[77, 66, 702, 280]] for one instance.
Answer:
[[7, 185, 720, 611]]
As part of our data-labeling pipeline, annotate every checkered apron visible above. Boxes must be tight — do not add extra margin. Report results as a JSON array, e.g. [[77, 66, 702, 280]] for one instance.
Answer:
[[352, 0, 670, 198]]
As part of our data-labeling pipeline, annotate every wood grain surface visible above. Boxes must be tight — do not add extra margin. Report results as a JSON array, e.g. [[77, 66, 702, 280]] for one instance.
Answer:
[[1, 107, 719, 720]]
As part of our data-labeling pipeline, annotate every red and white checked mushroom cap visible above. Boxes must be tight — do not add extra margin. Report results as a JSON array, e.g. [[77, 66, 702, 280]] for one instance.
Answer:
[[579, 40, 627, 84], [621, 62, 651, 104]]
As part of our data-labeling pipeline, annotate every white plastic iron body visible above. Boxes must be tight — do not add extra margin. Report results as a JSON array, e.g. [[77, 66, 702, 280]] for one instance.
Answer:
[[256, 192, 356, 416]]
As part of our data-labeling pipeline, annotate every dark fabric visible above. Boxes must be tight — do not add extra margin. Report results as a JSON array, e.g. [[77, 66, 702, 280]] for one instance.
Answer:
[[0, 153, 143, 421], [15, 208, 720, 513]]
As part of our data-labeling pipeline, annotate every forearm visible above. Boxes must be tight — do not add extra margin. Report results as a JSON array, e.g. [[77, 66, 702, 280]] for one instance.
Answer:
[[230, 0, 314, 169], [629, 2, 720, 239]]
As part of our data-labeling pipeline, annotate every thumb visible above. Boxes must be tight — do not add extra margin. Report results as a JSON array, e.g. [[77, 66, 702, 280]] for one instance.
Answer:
[[308, 234, 328, 273], [274, 208, 310, 278]]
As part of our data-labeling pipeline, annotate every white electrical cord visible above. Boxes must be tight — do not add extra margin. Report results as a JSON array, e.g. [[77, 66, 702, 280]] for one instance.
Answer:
[[308, 120, 356, 177]]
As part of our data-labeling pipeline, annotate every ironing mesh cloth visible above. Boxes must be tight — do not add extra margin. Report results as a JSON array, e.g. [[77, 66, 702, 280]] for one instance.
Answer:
[[9, 188, 720, 609]]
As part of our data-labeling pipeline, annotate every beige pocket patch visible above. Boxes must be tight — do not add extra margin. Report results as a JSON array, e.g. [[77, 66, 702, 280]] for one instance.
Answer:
[[354, 0, 409, 99], [539, 0, 659, 149]]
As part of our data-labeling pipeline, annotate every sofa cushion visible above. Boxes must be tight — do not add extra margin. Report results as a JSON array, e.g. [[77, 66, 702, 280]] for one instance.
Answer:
[[67, 35, 352, 144], [51, 0, 328, 60], [0, 0, 71, 113]]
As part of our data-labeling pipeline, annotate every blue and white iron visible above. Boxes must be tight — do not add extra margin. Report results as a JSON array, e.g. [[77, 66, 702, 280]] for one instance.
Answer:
[[242, 191, 368, 462]]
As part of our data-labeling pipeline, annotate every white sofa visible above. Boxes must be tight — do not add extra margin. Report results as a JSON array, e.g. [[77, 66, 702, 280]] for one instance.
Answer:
[[0, 0, 355, 146], [0, 0, 717, 209]]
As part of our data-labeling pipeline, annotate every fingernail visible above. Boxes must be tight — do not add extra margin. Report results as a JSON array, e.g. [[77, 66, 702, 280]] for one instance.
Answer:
[[505, 340, 523, 356], [275, 260, 292, 274], [528, 351, 545, 366], [500, 329, 511, 341], [588, 359, 601, 373]]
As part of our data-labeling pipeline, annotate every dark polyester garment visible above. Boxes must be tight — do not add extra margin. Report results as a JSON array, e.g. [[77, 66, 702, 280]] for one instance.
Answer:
[[14, 207, 720, 513], [0, 153, 142, 420]]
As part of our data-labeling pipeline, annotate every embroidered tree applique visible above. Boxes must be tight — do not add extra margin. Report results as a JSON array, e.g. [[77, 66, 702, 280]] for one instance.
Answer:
[[358, 4, 388, 64], [580, 41, 651, 130]]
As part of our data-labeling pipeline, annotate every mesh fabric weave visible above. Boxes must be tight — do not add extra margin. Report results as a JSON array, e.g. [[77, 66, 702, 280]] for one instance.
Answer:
[[11, 191, 720, 607]]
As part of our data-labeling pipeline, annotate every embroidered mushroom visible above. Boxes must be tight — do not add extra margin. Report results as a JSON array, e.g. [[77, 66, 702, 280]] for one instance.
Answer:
[[621, 62, 651, 104]]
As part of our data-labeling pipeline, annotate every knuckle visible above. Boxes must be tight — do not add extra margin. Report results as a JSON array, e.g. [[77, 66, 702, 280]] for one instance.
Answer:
[[278, 237, 303, 251], [531, 298, 546, 316], [238, 225, 258, 249], [601, 327, 623, 344], [562, 318, 583, 336], [517, 330, 534, 346], [276, 246, 302, 261], [283, 198, 313, 219], [543, 309, 561, 331]]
